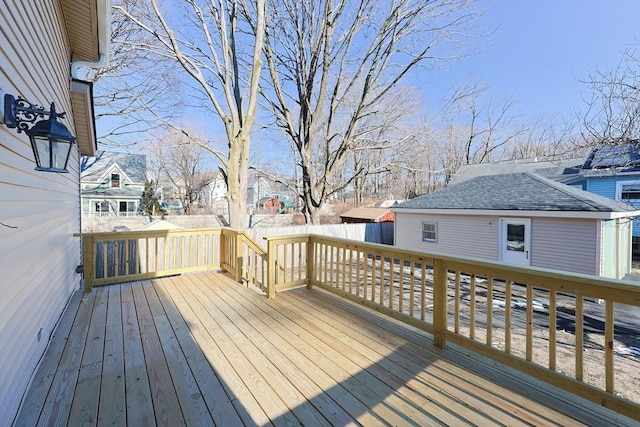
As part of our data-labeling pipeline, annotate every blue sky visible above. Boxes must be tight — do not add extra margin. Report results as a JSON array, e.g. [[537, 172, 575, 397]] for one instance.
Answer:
[[424, 0, 640, 120]]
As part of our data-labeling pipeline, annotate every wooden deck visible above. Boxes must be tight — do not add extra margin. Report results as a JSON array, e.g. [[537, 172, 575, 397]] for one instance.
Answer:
[[14, 271, 637, 426]]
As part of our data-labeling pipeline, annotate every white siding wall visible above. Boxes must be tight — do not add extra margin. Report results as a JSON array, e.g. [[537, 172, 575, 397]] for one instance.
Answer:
[[530, 218, 598, 275], [394, 212, 499, 260], [0, 2, 82, 425]]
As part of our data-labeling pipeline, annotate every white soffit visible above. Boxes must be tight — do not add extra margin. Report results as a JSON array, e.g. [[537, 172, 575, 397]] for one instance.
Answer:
[[70, 80, 96, 156]]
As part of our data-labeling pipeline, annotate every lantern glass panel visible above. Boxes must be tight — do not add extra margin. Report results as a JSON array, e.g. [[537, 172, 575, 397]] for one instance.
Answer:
[[51, 139, 72, 170], [31, 135, 51, 169]]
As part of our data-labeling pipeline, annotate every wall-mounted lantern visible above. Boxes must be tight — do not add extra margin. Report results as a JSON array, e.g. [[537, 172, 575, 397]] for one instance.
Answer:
[[2, 93, 76, 173]]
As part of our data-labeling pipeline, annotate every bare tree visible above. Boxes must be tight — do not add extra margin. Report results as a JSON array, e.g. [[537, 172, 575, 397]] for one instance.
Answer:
[[580, 46, 640, 146], [116, 0, 266, 228], [261, 0, 477, 223], [436, 81, 528, 183], [74, 0, 182, 149], [502, 116, 576, 161], [153, 132, 217, 215]]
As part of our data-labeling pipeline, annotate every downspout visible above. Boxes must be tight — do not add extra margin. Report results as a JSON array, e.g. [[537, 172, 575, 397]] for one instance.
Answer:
[[71, 0, 112, 79]]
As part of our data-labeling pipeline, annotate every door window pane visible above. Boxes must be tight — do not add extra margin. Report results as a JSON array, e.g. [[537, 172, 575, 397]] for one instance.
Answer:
[[506, 224, 525, 252]]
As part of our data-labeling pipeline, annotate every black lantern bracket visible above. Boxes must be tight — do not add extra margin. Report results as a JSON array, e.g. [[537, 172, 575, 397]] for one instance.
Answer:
[[2, 92, 76, 173], [3, 94, 65, 132]]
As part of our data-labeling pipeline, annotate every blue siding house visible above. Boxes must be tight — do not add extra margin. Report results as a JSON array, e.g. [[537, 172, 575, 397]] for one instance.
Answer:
[[565, 142, 640, 258]]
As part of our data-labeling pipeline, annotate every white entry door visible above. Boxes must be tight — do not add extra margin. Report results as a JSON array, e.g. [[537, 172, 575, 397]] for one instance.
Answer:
[[500, 218, 531, 267]]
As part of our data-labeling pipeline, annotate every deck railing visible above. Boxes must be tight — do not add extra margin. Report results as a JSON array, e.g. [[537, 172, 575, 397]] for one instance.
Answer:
[[267, 234, 640, 421], [76, 228, 640, 420], [76, 227, 268, 293], [76, 228, 225, 290]]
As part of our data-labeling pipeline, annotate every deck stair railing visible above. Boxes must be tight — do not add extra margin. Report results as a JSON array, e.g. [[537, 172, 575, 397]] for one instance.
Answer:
[[76, 228, 640, 421]]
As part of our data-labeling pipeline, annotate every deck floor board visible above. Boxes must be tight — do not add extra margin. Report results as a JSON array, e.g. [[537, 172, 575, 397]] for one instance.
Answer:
[[15, 271, 638, 426]]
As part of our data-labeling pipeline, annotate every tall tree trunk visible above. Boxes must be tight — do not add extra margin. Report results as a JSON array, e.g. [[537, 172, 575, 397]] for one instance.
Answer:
[[226, 133, 250, 229]]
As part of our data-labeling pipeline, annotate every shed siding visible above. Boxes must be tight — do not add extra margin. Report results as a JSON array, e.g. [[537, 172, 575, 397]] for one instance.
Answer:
[[1, 2, 82, 425], [395, 213, 602, 276], [600, 219, 632, 279], [529, 218, 599, 275], [394, 213, 499, 260], [601, 220, 617, 278]]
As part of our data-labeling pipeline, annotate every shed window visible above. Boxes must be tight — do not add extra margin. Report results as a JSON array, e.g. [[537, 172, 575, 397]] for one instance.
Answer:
[[111, 173, 121, 188], [422, 222, 437, 242]]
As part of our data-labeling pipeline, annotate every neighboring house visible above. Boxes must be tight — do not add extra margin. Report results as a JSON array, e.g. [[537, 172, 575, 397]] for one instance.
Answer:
[[81, 151, 147, 216], [258, 197, 282, 213], [0, 1, 109, 424], [392, 173, 639, 279], [340, 207, 395, 223], [201, 172, 227, 205], [564, 142, 640, 257], [247, 176, 298, 209]]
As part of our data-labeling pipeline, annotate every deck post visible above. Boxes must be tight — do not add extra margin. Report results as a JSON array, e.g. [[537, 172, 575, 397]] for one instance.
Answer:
[[306, 236, 314, 289], [219, 230, 227, 270], [83, 236, 95, 293], [267, 239, 276, 299], [235, 233, 243, 283], [433, 258, 448, 348]]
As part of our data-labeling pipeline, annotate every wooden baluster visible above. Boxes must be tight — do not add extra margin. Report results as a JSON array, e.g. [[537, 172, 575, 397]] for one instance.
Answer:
[[409, 259, 415, 318], [420, 262, 426, 321], [389, 257, 395, 310], [371, 255, 377, 303], [505, 281, 512, 354], [526, 284, 533, 361], [605, 300, 614, 393], [549, 289, 557, 371], [487, 277, 493, 346], [470, 274, 476, 340], [355, 251, 361, 297], [575, 295, 583, 381], [454, 271, 460, 334]]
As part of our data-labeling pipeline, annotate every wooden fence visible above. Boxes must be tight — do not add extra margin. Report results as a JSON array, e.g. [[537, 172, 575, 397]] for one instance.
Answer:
[[76, 228, 640, 420]]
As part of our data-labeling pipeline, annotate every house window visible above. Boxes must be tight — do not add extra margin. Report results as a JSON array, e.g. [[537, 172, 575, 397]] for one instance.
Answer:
[[621, 186, 640, 202], [94, 201, 109, 213], [422, 222, 437, 242], [111, 173, 120, 188], [616, 180, 640, 207], [119, 201, 137, 215]]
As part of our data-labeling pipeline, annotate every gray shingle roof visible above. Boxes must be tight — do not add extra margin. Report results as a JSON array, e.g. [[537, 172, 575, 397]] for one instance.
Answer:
[[395, 173, 637, 213], [81, 151, 147, 183], [450, 158, 582, 185]]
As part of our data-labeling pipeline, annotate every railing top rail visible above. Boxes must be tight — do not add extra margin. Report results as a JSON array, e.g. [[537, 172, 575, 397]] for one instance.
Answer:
[[238, 232, 267, 257], [73, 227, 223, 239], [264, 234, 311, 243]]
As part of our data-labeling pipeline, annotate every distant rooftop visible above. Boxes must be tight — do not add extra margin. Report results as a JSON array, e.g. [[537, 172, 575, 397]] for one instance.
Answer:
[[394, 173, 638, 214], [450, 157, 582, 185], [81, 151, 147, 183]]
